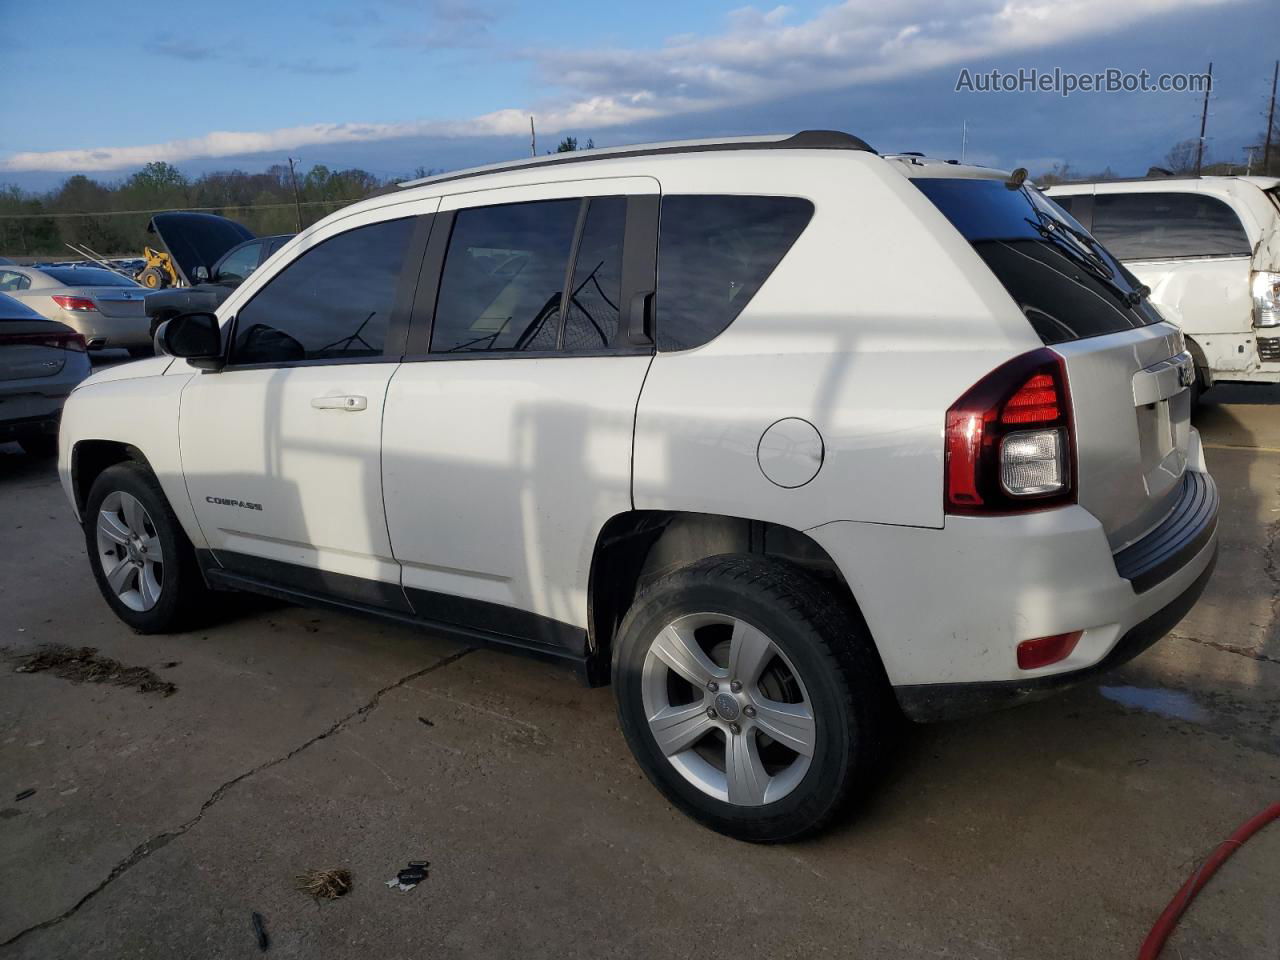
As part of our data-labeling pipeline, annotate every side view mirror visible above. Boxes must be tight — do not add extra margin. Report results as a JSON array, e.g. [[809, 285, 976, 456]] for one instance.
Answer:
[[193, 265, 210, 283], [161, 312, 224, 371]]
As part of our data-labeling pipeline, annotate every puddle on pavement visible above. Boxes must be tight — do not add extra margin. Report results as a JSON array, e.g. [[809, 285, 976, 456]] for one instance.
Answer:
[[1098, 685, 1208, 723]]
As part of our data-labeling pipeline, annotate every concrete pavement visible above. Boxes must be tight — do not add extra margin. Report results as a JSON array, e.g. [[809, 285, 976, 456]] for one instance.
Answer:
[[1, 384, 1277, 959]]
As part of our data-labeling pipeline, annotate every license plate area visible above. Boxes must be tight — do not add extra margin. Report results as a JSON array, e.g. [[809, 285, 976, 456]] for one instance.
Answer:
[[1132, 352, 1192, 497]]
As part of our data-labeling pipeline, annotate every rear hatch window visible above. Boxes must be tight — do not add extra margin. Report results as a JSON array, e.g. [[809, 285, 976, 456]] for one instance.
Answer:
[[1091, 192, 1251, 260], [39, 267, 139, 287], [914, 178, 1164, 345]]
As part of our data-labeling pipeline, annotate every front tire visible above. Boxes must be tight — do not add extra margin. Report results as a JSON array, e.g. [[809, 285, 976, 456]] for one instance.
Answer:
[[612, 555, 889, 842], [83, 462, 209, 632]]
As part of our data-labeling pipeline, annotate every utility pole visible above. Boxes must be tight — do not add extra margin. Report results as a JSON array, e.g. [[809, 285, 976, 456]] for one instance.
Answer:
[[286, 157, 303, 232], [530, 116, 536, 157], [960, 120, 967, 164], [1264, 60, 1278, 173], [1195, 61, 1213, 176]]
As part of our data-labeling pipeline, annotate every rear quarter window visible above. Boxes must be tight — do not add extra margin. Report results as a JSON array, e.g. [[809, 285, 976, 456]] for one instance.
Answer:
[[656, 195, 813, 351], [915, 177, 1162, 345], [1090, 192, 1251, 260]]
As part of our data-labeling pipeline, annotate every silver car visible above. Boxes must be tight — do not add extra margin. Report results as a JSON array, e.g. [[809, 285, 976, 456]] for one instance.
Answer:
[[0, 291, 91, 457], [0, 264, 152, 356]]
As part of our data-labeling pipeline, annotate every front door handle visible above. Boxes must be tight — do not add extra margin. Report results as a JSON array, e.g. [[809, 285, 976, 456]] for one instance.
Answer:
[[311, 394, 367, 411]]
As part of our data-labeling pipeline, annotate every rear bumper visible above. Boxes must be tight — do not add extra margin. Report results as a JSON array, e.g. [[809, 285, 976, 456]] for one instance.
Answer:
[[0, 382, 75, 437], [894, 545, 1217, 721], [59, 311, 150, 349], [807, 468, 1219, 720], [0, 410, 62, 439]]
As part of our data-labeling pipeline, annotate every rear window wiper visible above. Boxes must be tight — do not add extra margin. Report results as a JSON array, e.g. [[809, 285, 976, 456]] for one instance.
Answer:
[[1022, 212, 1147, 307]]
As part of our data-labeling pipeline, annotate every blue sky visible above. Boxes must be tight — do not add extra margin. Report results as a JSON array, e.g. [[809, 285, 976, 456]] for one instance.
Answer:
[[2, 0, 1276, 188]]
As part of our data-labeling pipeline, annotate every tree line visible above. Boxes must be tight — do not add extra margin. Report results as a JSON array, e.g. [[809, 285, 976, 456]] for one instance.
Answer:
[[1, 131, 1273, 257], [0, 134, 594, 258], [0, 161, 397, 258]]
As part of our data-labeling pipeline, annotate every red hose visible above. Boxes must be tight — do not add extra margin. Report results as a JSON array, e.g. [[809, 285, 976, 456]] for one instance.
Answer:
[[1138, 802, 1280, 960]]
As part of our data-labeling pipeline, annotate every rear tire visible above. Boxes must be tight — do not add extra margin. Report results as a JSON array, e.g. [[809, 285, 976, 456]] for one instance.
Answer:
[[612, 554, 889, 842], [83, 462, 210, 632], [18, 435, 58, 458], [1189, 368, 1208, 413]]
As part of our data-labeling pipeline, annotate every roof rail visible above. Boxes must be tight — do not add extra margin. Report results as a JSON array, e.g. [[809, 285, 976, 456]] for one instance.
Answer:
[[398, 130, 877, 189]]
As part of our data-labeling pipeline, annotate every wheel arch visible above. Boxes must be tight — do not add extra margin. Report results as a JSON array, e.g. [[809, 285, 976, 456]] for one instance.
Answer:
[[587, 510, 881, 674], [71, 440, 153, 515], [1183, 334, 1213, 387]]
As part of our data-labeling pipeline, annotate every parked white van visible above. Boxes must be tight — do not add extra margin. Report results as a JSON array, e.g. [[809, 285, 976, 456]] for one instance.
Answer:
[[1045, 176, 1280, 395], [58, 133, 1218, 841]]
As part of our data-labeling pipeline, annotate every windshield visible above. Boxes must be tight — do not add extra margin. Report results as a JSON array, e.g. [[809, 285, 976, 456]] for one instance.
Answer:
[[913, 178, 1163, 345], [40, 266, 139, 287]]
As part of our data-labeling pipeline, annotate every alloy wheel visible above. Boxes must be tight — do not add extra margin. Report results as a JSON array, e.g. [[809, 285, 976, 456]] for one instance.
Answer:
[[641, 612, 816, 805], [95, 491, 164, 612]]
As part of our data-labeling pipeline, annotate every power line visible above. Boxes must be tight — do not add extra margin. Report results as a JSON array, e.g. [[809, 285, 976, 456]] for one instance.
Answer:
[[0, 197, 364, 221]]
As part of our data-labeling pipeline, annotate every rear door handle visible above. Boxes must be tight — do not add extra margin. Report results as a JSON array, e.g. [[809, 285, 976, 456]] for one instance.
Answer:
[[311, 394, 367, 411]]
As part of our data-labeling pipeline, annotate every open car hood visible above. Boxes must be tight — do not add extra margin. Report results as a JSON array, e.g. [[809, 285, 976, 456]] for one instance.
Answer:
[[147, 213, 254, 285]]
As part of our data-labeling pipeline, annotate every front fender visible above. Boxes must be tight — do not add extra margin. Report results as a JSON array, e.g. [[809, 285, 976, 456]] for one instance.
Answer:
[[58, 370, 205, 548]]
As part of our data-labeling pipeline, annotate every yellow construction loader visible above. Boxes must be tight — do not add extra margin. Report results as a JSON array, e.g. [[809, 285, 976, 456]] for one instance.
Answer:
[[136, 245, 179, 289]]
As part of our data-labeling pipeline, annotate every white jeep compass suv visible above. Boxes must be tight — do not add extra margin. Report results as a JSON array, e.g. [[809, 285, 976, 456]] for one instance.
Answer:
[[58, 132, 1219, 841]]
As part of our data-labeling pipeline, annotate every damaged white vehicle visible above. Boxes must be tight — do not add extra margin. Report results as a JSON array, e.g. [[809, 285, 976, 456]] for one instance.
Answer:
[[1046, 176, 1280, 396]]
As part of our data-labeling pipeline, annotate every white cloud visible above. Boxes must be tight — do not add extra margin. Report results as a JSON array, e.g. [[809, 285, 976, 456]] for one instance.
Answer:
[[1, 0, 1238, 172]]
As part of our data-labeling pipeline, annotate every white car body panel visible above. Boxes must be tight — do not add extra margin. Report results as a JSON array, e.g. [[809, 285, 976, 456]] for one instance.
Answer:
[[177, 196, 442, 587], [57, 359, 204, 547], [810, 499, 1215, 687], [179, 363, 401, 584]]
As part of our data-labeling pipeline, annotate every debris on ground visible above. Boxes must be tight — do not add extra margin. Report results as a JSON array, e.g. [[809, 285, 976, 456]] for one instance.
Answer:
[[294, 868, 352, 900], [417, 716, 434, 727], [9, 645, 177, 696], [385, 860, 430, 892], [251, 911, 269, 952], [14, 788, 36, 802]]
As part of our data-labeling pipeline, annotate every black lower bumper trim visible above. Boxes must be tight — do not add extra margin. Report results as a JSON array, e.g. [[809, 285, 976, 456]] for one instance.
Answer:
[[1114, 470, 1218, 593], [894, 543, 1218, 723]]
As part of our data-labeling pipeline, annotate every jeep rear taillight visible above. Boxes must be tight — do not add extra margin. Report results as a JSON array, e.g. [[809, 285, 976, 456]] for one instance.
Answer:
[[945, 348, 1075, 514]]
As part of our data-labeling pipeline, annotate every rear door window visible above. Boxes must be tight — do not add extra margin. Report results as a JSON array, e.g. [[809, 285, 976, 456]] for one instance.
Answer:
[[231, 217, 415, 365], [430, 200, 579, 353], [656, 196, 813, 351], [915, 177, 1163, 345], [1090, 192, 1251, 260], [561, 197, 626, 351]]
